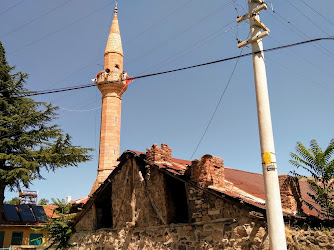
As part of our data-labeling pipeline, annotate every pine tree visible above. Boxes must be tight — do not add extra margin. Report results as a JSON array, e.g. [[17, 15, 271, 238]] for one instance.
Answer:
[[0, 41, 93, 225], [290, 139, 334, 220]]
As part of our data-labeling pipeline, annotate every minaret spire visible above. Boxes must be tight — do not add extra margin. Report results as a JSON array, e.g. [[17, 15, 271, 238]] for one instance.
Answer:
[[90, 4, 128, 193], [104, 3, 123, 66]]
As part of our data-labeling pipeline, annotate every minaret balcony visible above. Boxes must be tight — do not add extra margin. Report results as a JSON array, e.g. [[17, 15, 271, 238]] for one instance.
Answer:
[[95, 71, 128, 95]]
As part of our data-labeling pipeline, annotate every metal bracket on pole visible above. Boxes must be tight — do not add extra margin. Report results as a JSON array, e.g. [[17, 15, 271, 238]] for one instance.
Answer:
[[237, 31, 269, 48], [236, 3, 267, 23], [236, 2, 269, 48], [252, 17, 270, 32]]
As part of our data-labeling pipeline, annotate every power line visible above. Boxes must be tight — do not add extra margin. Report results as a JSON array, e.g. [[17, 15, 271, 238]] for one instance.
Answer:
[[266, 56, 334, 94], [127, 1, 233, 66], [1, 38, 334, 142], [124, 0, 195, 45], [286, 0, 330, 36], [14, 37, 333, 97], [189, 43, 246, 161], [268, 36, 334, 80], [139, 21, 235, 75], [0, 0, 25, 16], [298, 0, 333, 26], [23, 0, 195, 103], [0, 0, 75, 39], [270, 10, 334, 58], [8, 2, 114, 55]]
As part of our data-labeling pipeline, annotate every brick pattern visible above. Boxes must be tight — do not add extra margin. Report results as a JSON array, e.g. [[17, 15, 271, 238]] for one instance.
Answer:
[[191, 155, 225, 188], [93, 8, 128, 188], [97, 91, 123, 184], [146, 143, 172, 163], [279, 175, 299, 213]]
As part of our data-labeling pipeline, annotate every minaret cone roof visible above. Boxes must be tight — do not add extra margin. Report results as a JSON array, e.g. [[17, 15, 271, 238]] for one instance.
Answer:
[[105, 4, 123, 56]]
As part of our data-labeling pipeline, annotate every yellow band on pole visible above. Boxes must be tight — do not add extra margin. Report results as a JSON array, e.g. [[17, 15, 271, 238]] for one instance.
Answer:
[[263, 152, 272, 164]]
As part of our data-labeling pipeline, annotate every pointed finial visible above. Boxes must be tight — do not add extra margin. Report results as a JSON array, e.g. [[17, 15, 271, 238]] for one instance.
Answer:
[[114, 1, 118, 14]]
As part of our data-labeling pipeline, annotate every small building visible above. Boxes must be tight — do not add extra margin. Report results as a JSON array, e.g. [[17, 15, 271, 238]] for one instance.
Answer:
[[0, 204, 53, 248], [70, 144, 331, 249]]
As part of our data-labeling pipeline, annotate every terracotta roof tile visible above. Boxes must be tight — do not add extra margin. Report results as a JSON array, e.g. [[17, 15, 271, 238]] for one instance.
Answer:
[[43, 205, 58, 218], [72, 196, 89, 205]]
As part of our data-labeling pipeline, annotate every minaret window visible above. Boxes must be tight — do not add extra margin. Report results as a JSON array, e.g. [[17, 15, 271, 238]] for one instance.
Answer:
[[114, 65, 119, 72]]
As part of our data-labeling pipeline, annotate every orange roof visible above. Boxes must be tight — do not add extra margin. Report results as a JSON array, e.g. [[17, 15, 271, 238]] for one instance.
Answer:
[[43, 205, 58, 218], [72, 196, 89, 205]]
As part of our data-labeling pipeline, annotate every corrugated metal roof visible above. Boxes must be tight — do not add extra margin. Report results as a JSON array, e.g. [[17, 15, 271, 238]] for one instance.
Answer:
[[130, 151, 322, 219]]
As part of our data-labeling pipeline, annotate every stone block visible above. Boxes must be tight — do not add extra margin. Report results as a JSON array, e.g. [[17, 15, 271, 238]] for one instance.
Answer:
[[208, 209, 220, 215], [202, 215, 211, 222]]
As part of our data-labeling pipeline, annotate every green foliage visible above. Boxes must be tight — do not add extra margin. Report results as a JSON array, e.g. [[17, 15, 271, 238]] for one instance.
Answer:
[[0, 41, 93, 224], [38, 198, 49, 205], [35, 199, 75, 249], [290, 139, 334, 220], [4, 196, 20, 205]]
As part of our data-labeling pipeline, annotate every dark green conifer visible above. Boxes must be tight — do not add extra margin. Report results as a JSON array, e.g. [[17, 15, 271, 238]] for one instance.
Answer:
[[0, 41, 93, 225]]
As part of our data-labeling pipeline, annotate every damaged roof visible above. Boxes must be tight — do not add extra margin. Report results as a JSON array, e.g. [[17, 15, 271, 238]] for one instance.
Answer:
[[131, 150, 321, 219], [77, 149, 324, 225]]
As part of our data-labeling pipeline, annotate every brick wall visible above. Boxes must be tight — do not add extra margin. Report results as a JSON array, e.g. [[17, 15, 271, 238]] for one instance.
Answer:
[[279, 175, 301, 214], [146, 143, 172, 163], [190, 154, 225, 188]]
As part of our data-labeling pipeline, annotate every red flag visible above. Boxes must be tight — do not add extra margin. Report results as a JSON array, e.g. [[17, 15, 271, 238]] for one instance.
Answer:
[[126, 76, 134, 85]]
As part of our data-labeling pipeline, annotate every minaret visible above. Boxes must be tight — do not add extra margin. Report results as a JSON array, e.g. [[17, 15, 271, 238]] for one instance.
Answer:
[[93, 4, 128, 190]]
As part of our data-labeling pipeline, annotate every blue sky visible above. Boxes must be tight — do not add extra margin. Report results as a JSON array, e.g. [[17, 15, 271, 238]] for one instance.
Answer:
[[2, 0, 333, 202]]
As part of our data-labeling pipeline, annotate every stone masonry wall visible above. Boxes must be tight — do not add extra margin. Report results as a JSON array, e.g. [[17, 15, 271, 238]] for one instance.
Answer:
[[75, 204, 97, 231], [111, 159, 169, 228], [68, 225, 334, 250], [187, 185, 251, 226], [69, 219, 269, 250]]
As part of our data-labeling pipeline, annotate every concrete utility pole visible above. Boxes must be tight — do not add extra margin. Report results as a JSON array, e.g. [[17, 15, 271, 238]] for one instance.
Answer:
[[237, 0, 287, 249]]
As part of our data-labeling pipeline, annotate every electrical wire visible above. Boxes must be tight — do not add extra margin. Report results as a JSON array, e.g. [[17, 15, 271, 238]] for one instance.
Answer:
[[189, 42, 246, 161], [124, 0, 195, 45], [286, 0, 330, 36], [0, 0, 75, 39], [270, 10, 334, 58], [58, 106, 101, 112], [1, 37, 334, 142], [12, 37, 333, 97], [146, 25, 236, 75], [268, 36, 334, 80], [7, 2, 114, 55], [266, 56, 334, 94], [0, 0, 25, 16], [126, 1, 234, 66], [30, 0, 196, 103], [139, 21, 235, 75], [297, 0, 333, 26]]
